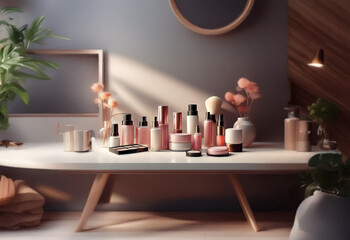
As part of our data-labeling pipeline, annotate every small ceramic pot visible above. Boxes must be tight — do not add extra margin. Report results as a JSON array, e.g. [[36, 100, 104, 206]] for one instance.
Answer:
[[233, 117, 256, 148], [289, 191, 350, 240]]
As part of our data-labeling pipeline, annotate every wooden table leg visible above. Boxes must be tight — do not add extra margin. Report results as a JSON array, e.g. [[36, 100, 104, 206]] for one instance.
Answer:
[[75, 173, 110, 232], [228, 174, 260, 232]]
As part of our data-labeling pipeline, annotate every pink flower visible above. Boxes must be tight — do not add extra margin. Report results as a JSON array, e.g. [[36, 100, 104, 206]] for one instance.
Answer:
[[224, 92, 235, 102], [91, 83, 103, 92], [246, 82, 259, 92], [232, 94, 246, 106], [108, 98, 118, 108], [237, 78, 251, 89], [99, 91, 111, 101]]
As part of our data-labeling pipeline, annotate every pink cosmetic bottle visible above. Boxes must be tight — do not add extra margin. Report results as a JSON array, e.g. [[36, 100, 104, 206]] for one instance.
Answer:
[[216, 114, 225, 146], [158, 106, 169, 150], [204, 112, 213, 147], [136, 116, 150, 147], [211, 114, 217, 146], [173, 112, 182, 133], [121, 113, 134, 145], [193, 125, 202, 150]]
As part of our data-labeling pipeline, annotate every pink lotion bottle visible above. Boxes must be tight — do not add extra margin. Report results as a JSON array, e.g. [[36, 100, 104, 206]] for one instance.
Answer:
[[204, 112, 213, 147], [193, 125, 202, 150], [211, 114, 217, 146], [121, 113, 134, 145], [158, 106, 169, 150], [136, 116, 150, 147], [216, 114, 225, 146]]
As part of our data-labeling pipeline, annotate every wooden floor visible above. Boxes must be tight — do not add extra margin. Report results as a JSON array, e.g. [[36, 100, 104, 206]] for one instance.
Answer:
[[0, 211, 294, 239]]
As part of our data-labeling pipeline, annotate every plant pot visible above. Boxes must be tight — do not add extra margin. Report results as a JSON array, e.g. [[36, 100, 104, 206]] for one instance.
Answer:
[[233, 117, 256, 148], [289, 191, 350, 240]]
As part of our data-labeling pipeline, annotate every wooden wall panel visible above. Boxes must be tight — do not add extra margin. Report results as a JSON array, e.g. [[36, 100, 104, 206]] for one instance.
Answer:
[[288, 0, 350, 157]]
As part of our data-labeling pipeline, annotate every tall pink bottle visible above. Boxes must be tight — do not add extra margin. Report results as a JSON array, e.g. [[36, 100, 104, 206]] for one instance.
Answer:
[[211, 114, 216, 146], [121, 113, 134, 145], [136, 116, 150, 147], [204, 112, 213, 147], [216, 114, 225, 146], [193, 125, 202, 150], [158, 106, 169, 150]]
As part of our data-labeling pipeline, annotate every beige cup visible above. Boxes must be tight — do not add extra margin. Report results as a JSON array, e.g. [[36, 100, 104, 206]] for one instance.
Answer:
[[73, 130, 92, 152]]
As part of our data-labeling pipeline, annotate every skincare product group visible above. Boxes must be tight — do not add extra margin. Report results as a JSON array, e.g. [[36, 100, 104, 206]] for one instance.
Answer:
[[104, 97, 249, 156], [284, 107, 312, 152], [57, 123, 92, 152]]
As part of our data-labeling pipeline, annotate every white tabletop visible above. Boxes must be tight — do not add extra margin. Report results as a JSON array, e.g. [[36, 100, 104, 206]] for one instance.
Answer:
[[0, 140, 326, 173]]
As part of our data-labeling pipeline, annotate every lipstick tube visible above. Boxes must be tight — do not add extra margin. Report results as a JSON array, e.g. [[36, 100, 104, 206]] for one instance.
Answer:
[[173, 112, 182, 133], [204, 112, 213, 147], [158, 106, 169, 150]]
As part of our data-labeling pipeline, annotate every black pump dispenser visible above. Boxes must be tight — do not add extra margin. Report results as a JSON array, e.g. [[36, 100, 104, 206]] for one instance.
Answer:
[[122, 113, 133, 125], [187, 104, 198, 116], [217, 114, 224, 127], [139, 116, 148, 126], [152, 116, 159, 128], [205, 112, 211, 120], [111, 123, 119, 136]]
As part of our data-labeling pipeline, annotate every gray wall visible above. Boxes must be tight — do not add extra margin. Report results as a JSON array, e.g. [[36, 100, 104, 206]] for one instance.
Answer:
[[1, 0, 297, 211]]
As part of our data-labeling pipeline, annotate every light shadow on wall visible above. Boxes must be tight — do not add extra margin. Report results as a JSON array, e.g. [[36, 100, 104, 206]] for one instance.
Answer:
[[108, 54, 235, 128]]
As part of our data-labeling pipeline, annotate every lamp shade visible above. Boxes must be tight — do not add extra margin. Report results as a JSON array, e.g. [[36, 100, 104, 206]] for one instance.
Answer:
[[308, 48, 324, 68]]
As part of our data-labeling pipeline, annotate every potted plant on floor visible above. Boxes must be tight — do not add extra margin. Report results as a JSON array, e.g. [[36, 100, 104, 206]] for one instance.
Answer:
[[289, 153, 350, 240], [0, 7, 67, 132]]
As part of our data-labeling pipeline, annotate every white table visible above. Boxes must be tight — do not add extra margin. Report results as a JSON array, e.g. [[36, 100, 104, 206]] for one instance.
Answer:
[[0, 141, 321, 232]]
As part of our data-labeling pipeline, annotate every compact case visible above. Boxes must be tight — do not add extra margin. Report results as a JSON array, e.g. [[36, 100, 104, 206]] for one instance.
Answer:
[[169, 133, 192, 151], [186, 149, 202, 157], [109, 144, 148, 155], [207, 146, 230, 156]]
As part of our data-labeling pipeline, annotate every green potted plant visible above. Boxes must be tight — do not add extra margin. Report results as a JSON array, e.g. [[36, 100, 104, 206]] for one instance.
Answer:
[[0, 7, 67, 130], [307, 98, 339, 150], [289, 153, 350, 240]]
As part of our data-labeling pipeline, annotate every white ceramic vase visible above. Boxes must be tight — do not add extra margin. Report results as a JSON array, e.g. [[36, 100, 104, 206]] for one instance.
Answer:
[[289, 191, 350, 240], [233, 117, 256, 148]]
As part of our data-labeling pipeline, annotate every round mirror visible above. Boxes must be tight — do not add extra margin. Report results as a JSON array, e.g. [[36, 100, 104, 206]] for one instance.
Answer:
[[169, 0, 255, 35]]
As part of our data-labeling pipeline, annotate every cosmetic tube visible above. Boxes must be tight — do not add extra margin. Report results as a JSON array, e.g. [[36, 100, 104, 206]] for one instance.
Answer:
[[211, 114, 216, 146], [150, 116, 161, 151], [204, 112, 213, 147], [193, 125, 202, 150], [216, 114, 225, 146], [173, 112, 182, 133], [284, 107, 299, 150], [296, 120, 312, 152], [158, 106, 169, 150], [187, 104, 199, 135], [121, 113, 134, 145], [109, 123, 120, 147], [136, 116, 150, 147]]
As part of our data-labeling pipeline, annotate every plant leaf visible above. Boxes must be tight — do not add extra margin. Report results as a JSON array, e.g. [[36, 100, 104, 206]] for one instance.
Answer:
[[0, 103, 10, 130], [48, 34, 70, 40], [1, 83, 29, 104], [31, 59, 59, 69], [309, 153, 342, 171], [12, 70, 50, 80], [0, 7, 23, 15]]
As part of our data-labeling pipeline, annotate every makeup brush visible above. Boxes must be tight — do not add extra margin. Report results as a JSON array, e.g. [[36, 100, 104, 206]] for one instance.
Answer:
[[205, 96, 223, 115]]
